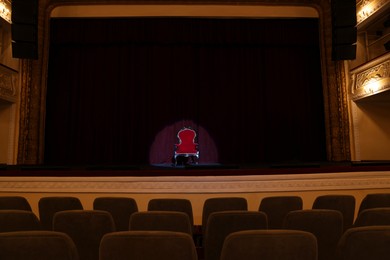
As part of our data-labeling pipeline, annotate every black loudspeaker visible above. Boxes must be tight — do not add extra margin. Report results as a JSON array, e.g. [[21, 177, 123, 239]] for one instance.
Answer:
[[11, 0, 38, 59], [12, 42, 38, 59], [385, 41, 390, 51], [331, 0, 357, 60], [332, 45, 357, 60], [332, 27, 357, 45]]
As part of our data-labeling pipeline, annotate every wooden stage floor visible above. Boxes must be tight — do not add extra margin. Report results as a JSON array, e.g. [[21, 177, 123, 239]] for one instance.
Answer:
[[2, 161, 390, 177]]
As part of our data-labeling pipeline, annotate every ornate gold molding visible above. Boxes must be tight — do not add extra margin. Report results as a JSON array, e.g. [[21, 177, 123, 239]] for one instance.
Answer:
[[0, 65, 17, 103], [350, 52, 390, 100], [357, 0, 390, 26], [1, 171, 390, 194]]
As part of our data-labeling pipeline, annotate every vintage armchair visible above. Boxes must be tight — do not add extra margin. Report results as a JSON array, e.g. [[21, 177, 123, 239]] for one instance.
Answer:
[[174, 127, 199, 165]]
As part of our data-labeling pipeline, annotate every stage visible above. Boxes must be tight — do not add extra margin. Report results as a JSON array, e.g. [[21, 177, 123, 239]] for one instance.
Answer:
[[1, 161, 390, 177]]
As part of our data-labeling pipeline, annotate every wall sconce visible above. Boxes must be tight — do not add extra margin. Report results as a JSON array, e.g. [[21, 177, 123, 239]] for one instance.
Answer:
[[357, 0, 374, 21], [0, 0, 11, 23], [363, 75, 382, 94]]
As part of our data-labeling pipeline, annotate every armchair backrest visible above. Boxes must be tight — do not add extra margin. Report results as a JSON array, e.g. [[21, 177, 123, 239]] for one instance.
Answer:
[[175, 128, 198, 154]]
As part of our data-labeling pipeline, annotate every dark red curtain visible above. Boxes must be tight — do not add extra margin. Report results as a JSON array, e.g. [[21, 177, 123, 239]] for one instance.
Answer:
[[45, 17, 326, 166]]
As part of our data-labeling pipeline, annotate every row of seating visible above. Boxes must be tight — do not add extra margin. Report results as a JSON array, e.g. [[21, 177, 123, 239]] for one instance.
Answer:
[[2, 226, 390, 260], [2, 193, 390, 260], [0, 193, 383, 231], [2, 205, 390, 260], [0, 194, 340, 229]]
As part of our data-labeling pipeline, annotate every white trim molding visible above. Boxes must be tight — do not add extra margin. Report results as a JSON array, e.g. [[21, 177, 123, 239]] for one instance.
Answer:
[[1, 171, 390, 194]]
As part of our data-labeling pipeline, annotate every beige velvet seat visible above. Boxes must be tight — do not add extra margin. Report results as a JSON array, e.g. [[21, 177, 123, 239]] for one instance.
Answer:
[[202, 197, 248, 233], [93, 197, 138, 231], [148, 198, 194, 226], [358, 193, 390, 214], [259, 196, 303, 229], [220, 229, 317, 260], [204, 210, 268, 260], [0, 230, 79, 260], [283, 209, 343, 260], [312, 194, 355, 231], [0, 210, 41, 232], [53, 210, 115, 260], [129, 211, 192, 235], [353, 207, 390, 227], [0, 196, 32, 211], [100, 230, 197, 260], [39, 196, 84, 230], [336, 226, 390, 260]]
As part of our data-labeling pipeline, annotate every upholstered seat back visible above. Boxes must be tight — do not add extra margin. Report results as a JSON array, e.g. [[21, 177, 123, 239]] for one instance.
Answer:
[[0, 196, 32, 211], [129, 211, 192, 235], [358, 193, 390, 214], [175, 128, 198, 155], [312, 194, 355, 231], [259, 196, 303, 229], [148, 198, 194, 226], [39, 196, 83, 230], [93, 197, 138, 231], [283, 209, 343, 260], [354, 207, 390, 227], [337, 226, 390, 260], [53, 210, 115, 260], [220, 229, 317, 260], [204, 210, 268, 260], [100, 231, 197, 260], [0, 210, 41, 232], [0, 231, 79, 260], [202, 197, 248, 233]]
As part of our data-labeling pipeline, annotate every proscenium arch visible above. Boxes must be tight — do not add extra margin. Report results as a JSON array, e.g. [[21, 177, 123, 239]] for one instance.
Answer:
[[17, 0, 350, 164], [49, 5, 319, 18]]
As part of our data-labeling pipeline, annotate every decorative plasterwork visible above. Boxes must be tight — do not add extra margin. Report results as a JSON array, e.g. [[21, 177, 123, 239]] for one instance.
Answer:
[[356, 0, 390, 26], [350, 52, 390, 101], [0, 0, 11, 23], [0, 65, 17, 102], [1, 171, 390, 194]]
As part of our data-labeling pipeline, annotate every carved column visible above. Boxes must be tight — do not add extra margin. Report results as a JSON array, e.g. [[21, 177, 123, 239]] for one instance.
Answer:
[[16, 0, 49, 164]]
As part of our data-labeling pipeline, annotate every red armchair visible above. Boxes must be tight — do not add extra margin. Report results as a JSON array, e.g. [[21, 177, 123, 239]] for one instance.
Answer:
[[174, 127, 199, 165]]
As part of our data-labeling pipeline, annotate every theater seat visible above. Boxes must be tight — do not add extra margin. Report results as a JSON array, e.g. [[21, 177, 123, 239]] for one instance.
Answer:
[[354, 207, 390, 227], [148, 198, 194, 226], [53, 210, 115, 260], [39, 196, 83, 230], [100, 230, 197, 260], [337, 226, 390, 260], [0, 210, 41, 232], [0, 230, 79, 260], [202, 197, 248, 233], [0, 196, 32, 211], [129, 211, 192, 235], [93, 197, 138, 231], [312, 194, 355, 231], [283, 209, 343, 260], [220, 229, 317, 260], [204, 210, 268, 260], [259, 196, 303, 229], [358, 193, 390, 214]]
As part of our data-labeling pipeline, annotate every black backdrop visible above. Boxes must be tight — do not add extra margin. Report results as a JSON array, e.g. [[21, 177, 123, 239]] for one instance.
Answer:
[[45, 17, 326, 166]]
